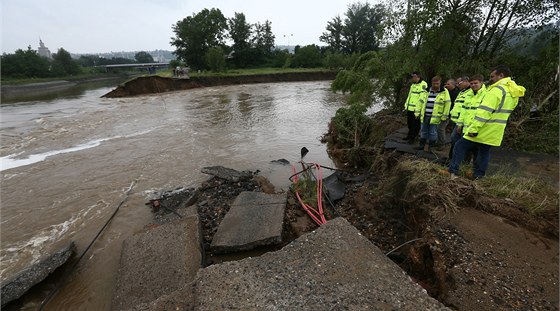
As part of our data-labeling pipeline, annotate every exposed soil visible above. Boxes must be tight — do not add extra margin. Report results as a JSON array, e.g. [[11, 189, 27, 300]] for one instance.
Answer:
[[151, 112, 558, 311], [102, 72, 337, 98]]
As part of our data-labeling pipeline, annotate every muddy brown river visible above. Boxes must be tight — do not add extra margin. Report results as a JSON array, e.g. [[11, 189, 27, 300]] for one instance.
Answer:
[[0, 80, 354, 310]]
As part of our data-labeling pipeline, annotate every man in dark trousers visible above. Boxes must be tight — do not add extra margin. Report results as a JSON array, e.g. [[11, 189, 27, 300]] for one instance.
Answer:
[[403, 72, 427, 144], [448, 65, 526, 179], [436, 78, 460, 148]]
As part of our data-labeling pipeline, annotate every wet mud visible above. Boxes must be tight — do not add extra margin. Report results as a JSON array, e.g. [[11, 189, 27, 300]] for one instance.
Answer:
[[102, 72, 337, 98]]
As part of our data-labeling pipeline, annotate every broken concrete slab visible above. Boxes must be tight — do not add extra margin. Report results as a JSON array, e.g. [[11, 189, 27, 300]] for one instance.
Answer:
[[396, 127, 409, 134], [396, 143, 418, 154], [1, 242, 75, 306], [384, 140, 400, 149], [195, 217, 449, 310], [210, 191, 286, 254], [384, 132, 407, 143], [126, 283, 196, 311], [111, 206, 201, 311], [201, 166, 252, 182]]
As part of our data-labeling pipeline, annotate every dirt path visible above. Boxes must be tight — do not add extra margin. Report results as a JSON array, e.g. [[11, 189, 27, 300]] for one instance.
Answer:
[[446, 208, 558, 310]]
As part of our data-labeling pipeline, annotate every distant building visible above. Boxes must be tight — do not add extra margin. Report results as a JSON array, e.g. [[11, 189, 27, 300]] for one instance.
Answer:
[[38, 39, 52, 59]]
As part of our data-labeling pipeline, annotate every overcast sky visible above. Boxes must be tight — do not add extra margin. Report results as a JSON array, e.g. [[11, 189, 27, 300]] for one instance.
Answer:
[[1, 0, 371, 55]]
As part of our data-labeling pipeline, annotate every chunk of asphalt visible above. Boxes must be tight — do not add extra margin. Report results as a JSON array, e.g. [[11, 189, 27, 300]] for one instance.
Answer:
[[111, 206, 201, 311], [1, 242, 75, 306], [322, 171, 346, 202], [200, 166, 252, 182], [396, 143, 418, 154], [195, 217, 450, 310], [210, 191, 286, 254]]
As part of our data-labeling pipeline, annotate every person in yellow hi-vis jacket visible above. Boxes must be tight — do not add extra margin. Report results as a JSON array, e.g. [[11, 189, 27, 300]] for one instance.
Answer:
[[448, 65, 526, 178], [414, 75, 451, 152], [452, 74, 487, 164], [403, 72, 428, 144], [448, 76, 474, 160]]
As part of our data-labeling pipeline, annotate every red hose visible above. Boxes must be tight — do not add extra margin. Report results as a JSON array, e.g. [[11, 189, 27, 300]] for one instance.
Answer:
[[291, 163, 327, 225]]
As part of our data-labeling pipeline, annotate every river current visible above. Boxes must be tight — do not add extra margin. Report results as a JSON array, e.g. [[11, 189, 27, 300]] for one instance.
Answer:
[[0, 80, 348, 310]]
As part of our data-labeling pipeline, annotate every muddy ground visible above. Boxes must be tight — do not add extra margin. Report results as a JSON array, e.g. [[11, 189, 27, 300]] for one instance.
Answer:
[[102, 72, 337, 98], [151, 112, 558, 310]]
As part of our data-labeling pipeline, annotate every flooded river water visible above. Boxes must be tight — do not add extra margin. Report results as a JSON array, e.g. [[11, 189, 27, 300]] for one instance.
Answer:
[[0, 80, 348, 310]]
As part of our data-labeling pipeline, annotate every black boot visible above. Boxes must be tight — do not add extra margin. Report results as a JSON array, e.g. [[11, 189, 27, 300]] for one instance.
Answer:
[[414, 139, 426, 150], [428, 140, 436, 152]]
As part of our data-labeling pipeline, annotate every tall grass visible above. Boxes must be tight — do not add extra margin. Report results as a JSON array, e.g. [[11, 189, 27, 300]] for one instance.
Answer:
[[477, 171, 559, 215]]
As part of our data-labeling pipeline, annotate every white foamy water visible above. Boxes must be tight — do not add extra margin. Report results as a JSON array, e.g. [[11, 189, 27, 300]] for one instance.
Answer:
[[0, 127, 158, 172]]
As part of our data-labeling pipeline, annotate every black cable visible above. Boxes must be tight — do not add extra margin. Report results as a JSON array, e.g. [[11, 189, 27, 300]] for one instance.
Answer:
[[38, 180, 138, 310], [288, 162, 345, 182], [385, 238, 423, 256]]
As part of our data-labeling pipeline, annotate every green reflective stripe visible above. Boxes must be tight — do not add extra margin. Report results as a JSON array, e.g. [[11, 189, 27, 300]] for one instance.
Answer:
[[497, 109, 513, 113], [435, 102, 445, 106], [408, 104, 416, 107], [445, 100, 451, 103], [494, 85, 507, 112], [487, 119, 507, 124], [419, 99, 425, 103], [467, 107, 478, 110], [478, 105, 494, 112], [474, 116, 507, 124], [432, 115, 441, 119], [412, 91, 423, 94]]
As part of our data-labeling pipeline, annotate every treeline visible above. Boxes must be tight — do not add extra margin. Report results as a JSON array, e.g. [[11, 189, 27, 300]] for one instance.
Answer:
[[170, 4, 385, 71], [1, 48, 158, 79]]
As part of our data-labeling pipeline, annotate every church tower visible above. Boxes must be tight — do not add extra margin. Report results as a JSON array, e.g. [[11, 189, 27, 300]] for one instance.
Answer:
[[38, 39, 52, 59]]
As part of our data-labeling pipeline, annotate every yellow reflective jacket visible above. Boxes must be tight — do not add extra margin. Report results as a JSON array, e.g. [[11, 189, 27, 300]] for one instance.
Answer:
[[465, 77, 526, 146], [450, 88, 474, 123], [415, 87, 451, 125], [404, 80, 428, 112], [458, 85, 486, 133]]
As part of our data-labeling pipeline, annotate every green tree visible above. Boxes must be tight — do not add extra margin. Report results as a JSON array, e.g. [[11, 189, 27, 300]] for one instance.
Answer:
[[321, 2, 387, 54], [252, 20, 275, 64], [320, 16, 344, 52], [330, 0, 559, 156], [291, 45, 322, 68], [171, 8, 228, 70], [1, 46, 51, 78], [228, 12, 253, 68], [135, 51, 154, 63], [205, 47, 226, 72], [51, 48, 81, 76]]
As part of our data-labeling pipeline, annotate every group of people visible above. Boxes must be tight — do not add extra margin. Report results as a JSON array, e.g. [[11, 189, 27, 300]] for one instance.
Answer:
[[403, 65, 526, 179]]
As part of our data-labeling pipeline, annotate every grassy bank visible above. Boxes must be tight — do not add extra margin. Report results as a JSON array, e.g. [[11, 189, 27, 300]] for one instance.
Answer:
[[156, 67, 332, 78], [1, 72, 131, 86]]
